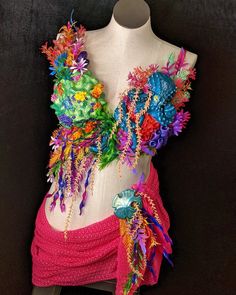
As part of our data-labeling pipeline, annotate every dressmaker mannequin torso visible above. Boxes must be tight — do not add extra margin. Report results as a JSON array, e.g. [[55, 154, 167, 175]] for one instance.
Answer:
[[44, 0, 198, 231]]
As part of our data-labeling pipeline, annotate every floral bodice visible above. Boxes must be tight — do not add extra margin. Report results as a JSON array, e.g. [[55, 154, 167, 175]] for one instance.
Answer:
[[41, 16, 196, 214]]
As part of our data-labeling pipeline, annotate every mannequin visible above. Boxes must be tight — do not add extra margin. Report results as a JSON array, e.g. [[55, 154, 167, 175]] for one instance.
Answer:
[[33, 0, 198, 294], [44, 0, 197, 232]]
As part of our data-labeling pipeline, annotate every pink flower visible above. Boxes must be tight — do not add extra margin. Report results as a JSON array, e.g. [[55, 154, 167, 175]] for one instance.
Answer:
[[51, 93, 57, 102]]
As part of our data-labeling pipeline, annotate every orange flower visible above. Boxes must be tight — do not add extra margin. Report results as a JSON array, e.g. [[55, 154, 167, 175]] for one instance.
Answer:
[[65, 50, 74, 66], [84, 121, 96, 133], [58, 23, 74, 42], [91, 83, 104, 98], [57, 83, 64, 95], [68, 129, 83, 141], [49, 148, 62, 168], [93, 102, 101, 110]]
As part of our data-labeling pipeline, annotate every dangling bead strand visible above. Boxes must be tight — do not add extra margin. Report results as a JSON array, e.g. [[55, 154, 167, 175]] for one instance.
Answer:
[[63, 195, 76, 241], [132, 90, 153, 169], [108, 89, 128, 141], [119, 88, 140, 165]]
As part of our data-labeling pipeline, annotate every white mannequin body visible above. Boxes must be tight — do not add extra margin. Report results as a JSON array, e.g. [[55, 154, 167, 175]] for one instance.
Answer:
[[44, 1, 198, 231]]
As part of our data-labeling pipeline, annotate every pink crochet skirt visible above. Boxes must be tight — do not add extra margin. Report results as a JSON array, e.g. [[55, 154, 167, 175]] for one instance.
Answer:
[[31, 161, 172, 294]]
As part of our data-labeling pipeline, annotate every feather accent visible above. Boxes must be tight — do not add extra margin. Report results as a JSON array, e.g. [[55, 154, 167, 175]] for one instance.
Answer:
[[174, 47, 189, 74]]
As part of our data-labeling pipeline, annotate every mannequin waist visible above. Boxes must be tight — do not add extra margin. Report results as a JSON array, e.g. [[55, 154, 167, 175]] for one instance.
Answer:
[[44, 154, 152, 231]]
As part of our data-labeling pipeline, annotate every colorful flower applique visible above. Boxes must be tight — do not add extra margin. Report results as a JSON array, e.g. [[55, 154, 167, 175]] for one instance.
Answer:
[[41, 16, 121, 213], [114, 49, 196, 168]]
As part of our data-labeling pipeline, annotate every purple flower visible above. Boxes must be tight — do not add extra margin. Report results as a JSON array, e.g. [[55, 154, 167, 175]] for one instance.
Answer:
[[171, 110, 191, 136], [141, 144, 156, 156], [149, 126, 171, 149], [58, 114, 73, 127], [70, 51, 89, 75], [71, 40, 83, 57]]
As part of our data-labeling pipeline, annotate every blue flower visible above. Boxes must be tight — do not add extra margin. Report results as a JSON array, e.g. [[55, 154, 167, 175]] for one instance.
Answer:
[[49, 53, 68, 76], [55, 52, 68, 67], [62, 97, 73, 110]]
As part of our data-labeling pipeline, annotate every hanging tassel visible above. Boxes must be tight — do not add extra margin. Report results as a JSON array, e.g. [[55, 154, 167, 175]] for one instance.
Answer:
[[79, 161, 94, 215], [143, 207, 173, 245], [50, 191, 59, 212], [163, 249, 174, 267], [146, 248, 157, 280]]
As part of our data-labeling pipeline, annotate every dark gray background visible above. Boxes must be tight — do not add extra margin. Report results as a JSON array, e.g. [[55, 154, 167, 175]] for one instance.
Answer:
[[0, 1, 235, 294]]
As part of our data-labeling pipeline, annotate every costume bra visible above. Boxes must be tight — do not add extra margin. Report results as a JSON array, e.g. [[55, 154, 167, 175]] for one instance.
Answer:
[[32, 13, 197, 295]]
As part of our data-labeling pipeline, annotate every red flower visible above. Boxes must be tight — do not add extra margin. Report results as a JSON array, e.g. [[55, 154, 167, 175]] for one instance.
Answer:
[[175, 78, 185, 89], [141, 114, 160, 141], [188, 68, 197, 80]]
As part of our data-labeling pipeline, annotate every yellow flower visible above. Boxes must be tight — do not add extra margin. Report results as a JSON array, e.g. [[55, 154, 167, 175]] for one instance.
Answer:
[[74, 91, 87, 101], [91, 83, 104, 98]]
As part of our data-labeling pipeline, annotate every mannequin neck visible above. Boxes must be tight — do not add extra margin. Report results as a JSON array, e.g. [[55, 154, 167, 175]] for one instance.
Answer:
[[103, 13, 156, 45]]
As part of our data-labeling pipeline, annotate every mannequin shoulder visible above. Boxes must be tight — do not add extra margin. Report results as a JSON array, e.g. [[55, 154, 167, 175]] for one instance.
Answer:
[[184, 48, 198, 68], [153, 37, 198, 68], [85, 28, 105, 39], [164, 41, 198, 68]]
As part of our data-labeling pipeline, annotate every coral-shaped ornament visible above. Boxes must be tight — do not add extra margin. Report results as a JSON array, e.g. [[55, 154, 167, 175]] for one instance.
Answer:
[[147, 72, 177, 126], [148, 72, 176, 100]]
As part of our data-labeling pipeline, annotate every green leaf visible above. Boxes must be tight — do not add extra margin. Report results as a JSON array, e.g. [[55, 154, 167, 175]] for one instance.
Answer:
[[168, 52, 175, 65]]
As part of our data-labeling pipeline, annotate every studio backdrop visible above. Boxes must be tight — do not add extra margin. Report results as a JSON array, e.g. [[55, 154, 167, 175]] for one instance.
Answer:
[[0, 1, 235, 295]]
